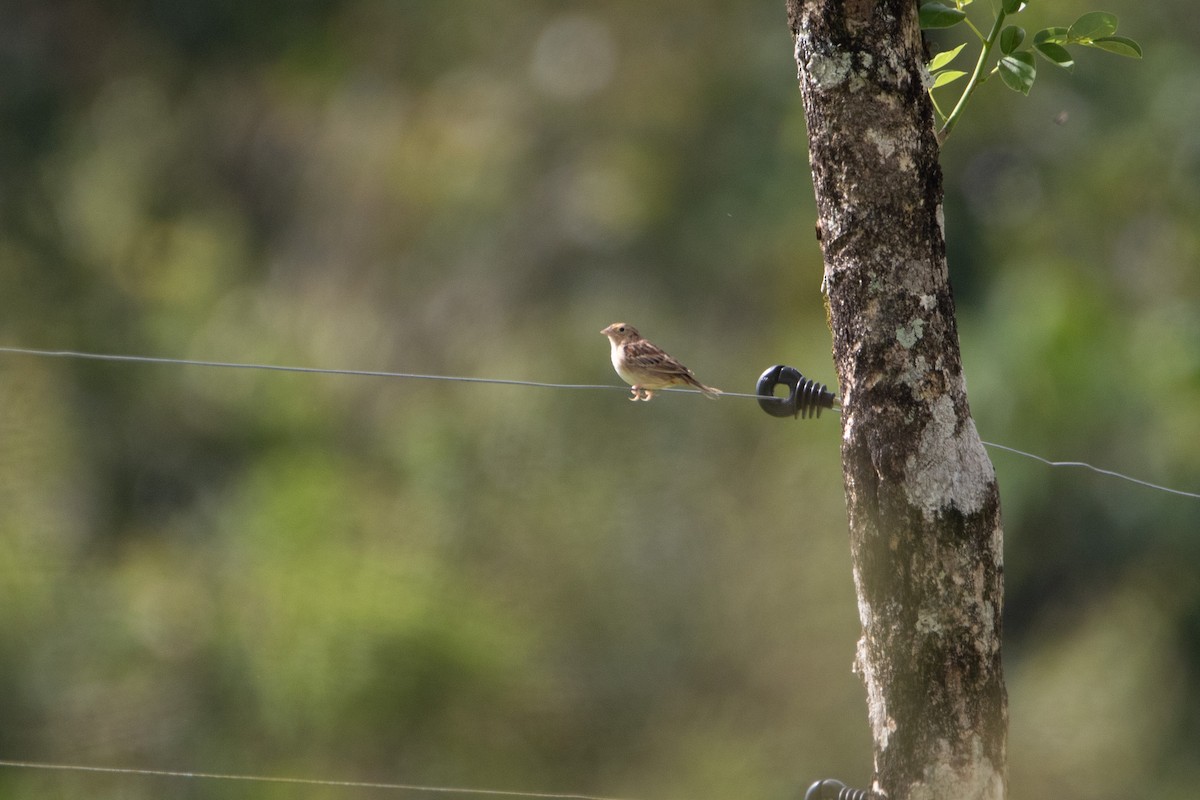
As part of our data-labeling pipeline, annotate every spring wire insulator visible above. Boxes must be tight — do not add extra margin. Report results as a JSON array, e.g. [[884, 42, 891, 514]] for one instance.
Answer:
[[756, 365, 838, 419], [803, 778, 880, 800]]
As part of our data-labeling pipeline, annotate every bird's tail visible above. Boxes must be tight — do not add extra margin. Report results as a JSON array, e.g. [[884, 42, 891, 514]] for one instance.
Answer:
[[685, 374, 721, 399]]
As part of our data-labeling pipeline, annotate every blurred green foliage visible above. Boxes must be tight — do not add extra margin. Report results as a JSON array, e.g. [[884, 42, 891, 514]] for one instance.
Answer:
[[0, 1, 1197, 799]]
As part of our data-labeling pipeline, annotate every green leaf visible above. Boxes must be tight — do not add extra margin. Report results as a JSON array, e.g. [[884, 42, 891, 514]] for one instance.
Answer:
[[999, 25, 1025, 55], [919, 2, 967, 29], [1034, 27, 1069, 45], [1068, 11, 1118, 41], [928, 43, 967, 71], [998, 51, 1036, 95], [931, 70, 967, 89], [1033, 41, 1074, 70], [1001, 0, 1026, 13], [1088, 35, 1143, 58]]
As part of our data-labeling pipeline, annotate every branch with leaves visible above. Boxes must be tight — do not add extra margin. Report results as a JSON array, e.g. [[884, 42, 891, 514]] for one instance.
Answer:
[[921, 0, 1142, 143]]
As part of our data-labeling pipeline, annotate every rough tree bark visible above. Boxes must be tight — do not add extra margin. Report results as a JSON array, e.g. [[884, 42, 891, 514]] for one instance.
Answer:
[[785, 2, 1007, 799]]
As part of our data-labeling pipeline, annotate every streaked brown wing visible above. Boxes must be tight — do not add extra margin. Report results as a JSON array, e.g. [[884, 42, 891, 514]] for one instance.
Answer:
[[624, 339, 693, 378]]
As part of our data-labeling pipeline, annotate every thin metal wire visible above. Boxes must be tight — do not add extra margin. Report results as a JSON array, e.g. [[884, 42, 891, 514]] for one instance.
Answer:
[[0, 346, 622, 392], [1, 345, 1197, 499], [982, 441, 1200, 500], [0, 346, 767, 399], [0, 759, 638, 800]]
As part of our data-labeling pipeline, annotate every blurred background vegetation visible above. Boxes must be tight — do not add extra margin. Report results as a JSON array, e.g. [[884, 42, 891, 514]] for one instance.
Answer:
[[0, 1, 1197, 798]]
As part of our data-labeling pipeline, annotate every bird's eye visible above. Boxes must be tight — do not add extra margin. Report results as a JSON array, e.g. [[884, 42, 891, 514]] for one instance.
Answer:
[[617, 326, 626, 332]]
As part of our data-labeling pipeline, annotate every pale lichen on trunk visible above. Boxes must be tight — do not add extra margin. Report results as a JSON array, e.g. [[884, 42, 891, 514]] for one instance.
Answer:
[[785, 1, 1007, 798]]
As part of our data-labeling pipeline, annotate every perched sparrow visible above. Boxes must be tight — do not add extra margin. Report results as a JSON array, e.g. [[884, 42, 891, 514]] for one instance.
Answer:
[[601, 322, 721, 401]]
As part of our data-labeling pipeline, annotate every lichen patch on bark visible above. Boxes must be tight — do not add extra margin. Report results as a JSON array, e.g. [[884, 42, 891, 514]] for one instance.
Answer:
[[907, 738, 1005, 800], [904, 396, 995, 521]]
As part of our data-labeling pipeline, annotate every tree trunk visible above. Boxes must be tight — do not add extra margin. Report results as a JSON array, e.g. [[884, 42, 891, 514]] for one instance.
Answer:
[[786, 2, 1007, 798]]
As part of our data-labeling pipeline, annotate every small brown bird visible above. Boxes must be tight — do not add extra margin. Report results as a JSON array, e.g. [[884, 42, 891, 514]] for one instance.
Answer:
[[601, 322, 721, 401]]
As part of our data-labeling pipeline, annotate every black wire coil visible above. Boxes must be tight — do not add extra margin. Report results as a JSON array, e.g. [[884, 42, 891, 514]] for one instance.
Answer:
[[803, 779, 878, 800], [756, 365, 838, 419]]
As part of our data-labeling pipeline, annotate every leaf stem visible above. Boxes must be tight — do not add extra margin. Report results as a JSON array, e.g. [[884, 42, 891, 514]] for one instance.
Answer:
[[930, 91, 947, 122], [937, 9, 1007, 144]]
